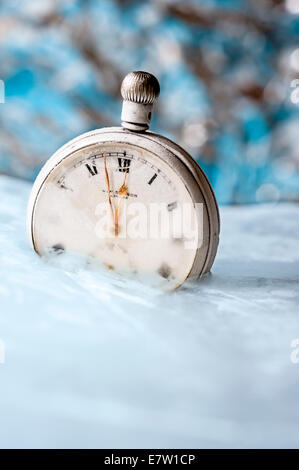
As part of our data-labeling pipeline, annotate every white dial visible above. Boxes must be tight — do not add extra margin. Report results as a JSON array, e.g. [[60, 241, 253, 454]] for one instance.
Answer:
[[31, 142, 202, 289]]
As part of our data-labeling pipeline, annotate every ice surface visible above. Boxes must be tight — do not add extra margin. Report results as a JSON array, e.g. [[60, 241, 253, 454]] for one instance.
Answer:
[[0, 174, 298, 449]]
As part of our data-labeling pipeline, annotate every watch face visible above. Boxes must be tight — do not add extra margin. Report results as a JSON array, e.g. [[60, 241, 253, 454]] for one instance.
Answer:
[[32, 142, 203, 289]]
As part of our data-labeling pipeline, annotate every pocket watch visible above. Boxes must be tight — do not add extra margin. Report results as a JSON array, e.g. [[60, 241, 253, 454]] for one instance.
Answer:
[[27, 71, 220, 290]]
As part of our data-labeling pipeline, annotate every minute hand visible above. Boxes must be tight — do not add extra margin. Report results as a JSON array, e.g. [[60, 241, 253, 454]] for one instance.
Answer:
[[104, 152, 115, 223], [114, 170, 128, 237]]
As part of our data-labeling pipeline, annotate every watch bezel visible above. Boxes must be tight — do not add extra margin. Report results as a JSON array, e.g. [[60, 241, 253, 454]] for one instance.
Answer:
[[27, 127, 219, 282]]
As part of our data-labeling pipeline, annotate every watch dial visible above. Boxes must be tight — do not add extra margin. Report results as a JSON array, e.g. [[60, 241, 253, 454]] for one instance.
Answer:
[[32, 143, 203, 289]]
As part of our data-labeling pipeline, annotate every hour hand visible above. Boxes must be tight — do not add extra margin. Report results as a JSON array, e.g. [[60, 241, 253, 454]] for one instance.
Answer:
[[115, 169, 129, 236], [104, 152, 114, 222]]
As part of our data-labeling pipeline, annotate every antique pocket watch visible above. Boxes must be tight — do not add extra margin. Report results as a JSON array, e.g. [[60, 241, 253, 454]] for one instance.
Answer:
[[27, 71, 220, 289]]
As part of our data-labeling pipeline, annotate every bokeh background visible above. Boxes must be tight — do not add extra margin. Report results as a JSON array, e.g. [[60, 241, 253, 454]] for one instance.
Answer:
[[0, 0, 299, 204]]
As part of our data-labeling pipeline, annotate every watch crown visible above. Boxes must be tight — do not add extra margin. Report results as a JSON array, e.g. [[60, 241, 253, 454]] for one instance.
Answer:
[[121, 71, 160, 105], [120, 71, 160, 132]]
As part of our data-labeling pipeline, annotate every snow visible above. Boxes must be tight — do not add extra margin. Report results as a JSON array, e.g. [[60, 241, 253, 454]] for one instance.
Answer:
[[0, 174, 298, 449]]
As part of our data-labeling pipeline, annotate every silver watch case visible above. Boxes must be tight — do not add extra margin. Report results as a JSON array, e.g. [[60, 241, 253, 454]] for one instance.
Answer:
[[27, 127, 220, 282]]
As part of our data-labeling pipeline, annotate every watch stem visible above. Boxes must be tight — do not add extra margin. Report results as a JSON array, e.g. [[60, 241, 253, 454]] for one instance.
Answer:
[[121, 71, 160, 132]]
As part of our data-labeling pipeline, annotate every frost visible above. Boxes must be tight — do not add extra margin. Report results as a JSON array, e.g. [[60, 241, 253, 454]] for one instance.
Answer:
[[0, 175, 298, 448]]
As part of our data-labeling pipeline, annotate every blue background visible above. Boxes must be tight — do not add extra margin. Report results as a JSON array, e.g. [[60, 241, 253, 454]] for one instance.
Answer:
[[0, 0, 299, 204]]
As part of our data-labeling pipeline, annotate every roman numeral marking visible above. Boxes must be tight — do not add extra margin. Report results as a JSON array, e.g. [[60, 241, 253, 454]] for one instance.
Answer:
[[118, 153, 131, 173], [57, 177, 73, 191], [167, 201, 177, 211], [148, 173, 158, 185], [158, 263, 172, 279], [85, 163, 98, 176], [51, 244, 65, 254]]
